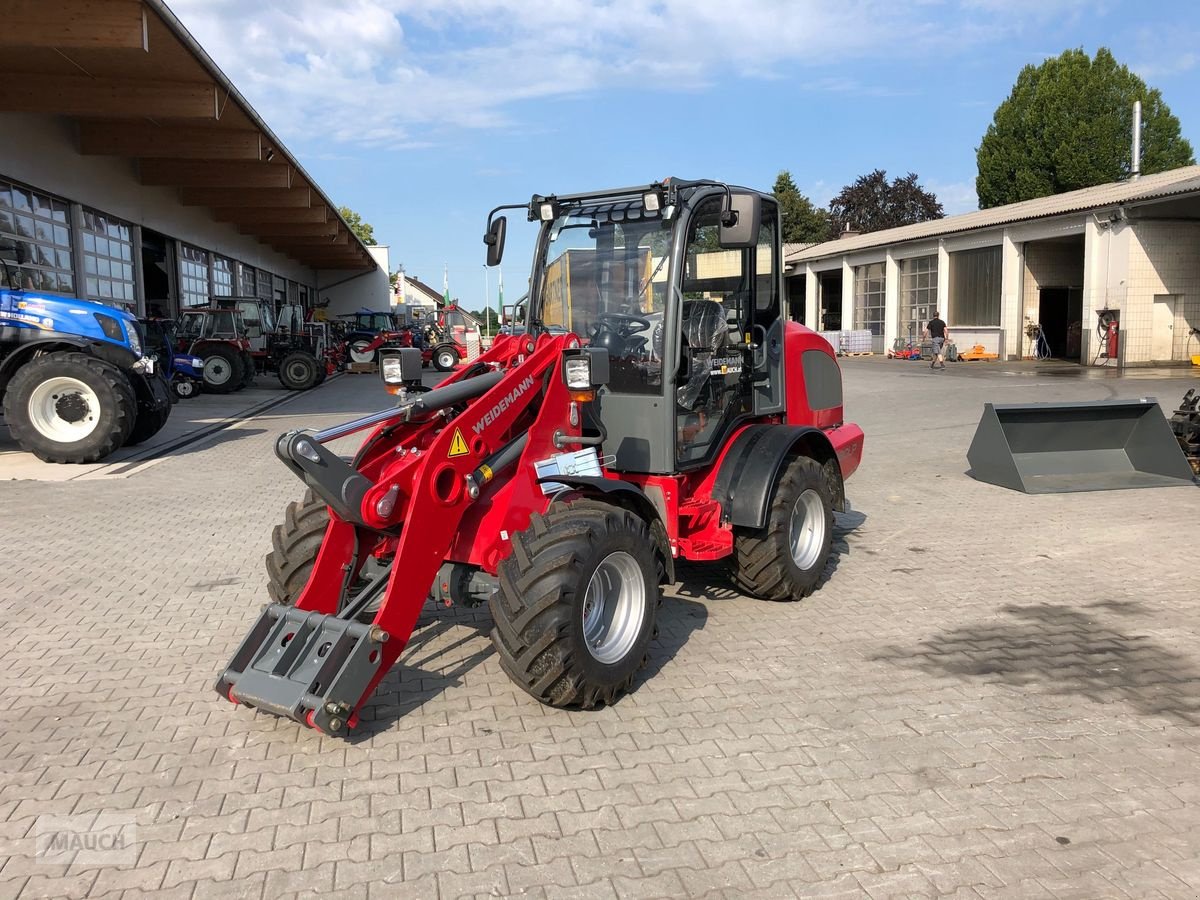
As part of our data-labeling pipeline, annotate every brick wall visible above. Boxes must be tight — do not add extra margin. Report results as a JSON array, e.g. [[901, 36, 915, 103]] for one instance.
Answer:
[[1123, 222, 1200, 363]]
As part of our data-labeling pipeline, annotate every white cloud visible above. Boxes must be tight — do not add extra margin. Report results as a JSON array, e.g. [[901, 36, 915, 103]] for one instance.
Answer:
[[926, 179, 979, 215], [166, 0, 1104, 149]]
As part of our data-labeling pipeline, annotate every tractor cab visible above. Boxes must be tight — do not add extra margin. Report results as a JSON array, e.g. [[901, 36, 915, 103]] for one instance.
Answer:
[[491, 179, 783, 473]]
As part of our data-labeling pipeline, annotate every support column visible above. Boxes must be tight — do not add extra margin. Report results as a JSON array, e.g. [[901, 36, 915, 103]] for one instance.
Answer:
[[936, 240, 950, 321], [884, 248, 899, 353], [1000, 229, 1022, 360], [131, 224, 146, 318], [841, 257, 854, 334], [804, 264, 818, 329]]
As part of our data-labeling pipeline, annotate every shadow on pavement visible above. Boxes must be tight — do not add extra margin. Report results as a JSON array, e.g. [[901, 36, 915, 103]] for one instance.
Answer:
[[871, 600, 1200, 725]]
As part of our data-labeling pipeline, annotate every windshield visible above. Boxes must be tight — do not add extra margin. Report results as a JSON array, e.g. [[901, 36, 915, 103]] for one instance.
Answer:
[[537, 203, 671, 338]]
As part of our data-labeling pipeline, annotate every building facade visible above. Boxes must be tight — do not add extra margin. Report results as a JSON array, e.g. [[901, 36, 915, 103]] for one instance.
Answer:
[[785, 167, 1200, 366]]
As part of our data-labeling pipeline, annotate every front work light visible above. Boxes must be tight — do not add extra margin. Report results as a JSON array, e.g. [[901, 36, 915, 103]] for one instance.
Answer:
[[379, 348, 424, 394], [642, 191, 661, 212], [564, 356, 592, 390], [561, 347, 610, 402]]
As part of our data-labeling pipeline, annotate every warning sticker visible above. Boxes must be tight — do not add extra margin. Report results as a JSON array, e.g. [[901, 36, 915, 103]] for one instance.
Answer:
[[447, 427, 470, 458]]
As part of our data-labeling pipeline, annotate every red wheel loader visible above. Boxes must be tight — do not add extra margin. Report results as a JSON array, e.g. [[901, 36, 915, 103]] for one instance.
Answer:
[[215, 178, 864, 735]]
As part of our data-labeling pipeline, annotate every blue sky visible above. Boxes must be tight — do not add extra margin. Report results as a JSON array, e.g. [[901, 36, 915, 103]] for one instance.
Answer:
[[171, 0, 1199, 310]]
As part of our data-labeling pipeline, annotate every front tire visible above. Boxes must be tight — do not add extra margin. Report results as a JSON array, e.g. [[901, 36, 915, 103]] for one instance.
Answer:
[[731, 456, 834, 601], [240, 351, 257, 388], [349, 338, 376, 365], [278, 351, 320, 391], [433, 345, 458, 372], [201, 345, 243, 394], [3, 352, 136, 463], [490, 499, 662, 709], [265, 489, 329, 606]]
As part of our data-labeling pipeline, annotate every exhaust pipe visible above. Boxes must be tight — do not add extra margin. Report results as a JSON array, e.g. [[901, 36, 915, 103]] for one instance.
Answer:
[[1131, 100, 1142, 180]]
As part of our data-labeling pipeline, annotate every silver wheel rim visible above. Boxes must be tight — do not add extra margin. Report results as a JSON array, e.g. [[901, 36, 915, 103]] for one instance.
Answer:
[[438, 351, 456, 369], [581, 551, 646, 665], [204, 357, 231, 385], [788, 488, 826, 571], [178, 381, 195, 397], [287, 360, 310, 384], [350, 341, 374, 364], [28, 376, 101, 443]]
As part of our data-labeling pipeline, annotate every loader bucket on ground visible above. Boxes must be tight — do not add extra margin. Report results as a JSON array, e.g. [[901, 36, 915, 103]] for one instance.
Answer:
[[967, 399, 1197, 494]]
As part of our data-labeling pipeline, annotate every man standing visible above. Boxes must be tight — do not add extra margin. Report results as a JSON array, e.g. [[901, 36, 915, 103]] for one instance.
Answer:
[[925, 311, 949, 370]]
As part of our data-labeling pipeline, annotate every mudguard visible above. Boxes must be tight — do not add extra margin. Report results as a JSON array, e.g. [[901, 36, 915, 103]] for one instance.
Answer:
[[712, 424, 847, 529]]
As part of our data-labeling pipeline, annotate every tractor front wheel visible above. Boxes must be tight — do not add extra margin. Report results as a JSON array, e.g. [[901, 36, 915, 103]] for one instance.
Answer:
[[490, 499, 662, 709], [731, 456, 834, 601], [433, 345, 459, 372], [278, 351, 320, 391]]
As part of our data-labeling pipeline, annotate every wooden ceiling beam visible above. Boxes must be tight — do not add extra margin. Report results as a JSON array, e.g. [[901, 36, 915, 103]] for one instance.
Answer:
[[180, 187, 311, 208], [0, 0, 147, 50], [214, 206, 328, 224], [0, 74, 217, 119], [139, 159, 291, 189], [80, 122, 262, 159], [269, 231, 350, 247]]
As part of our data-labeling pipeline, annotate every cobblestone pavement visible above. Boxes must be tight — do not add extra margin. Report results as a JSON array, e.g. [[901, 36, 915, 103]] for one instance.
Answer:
[[1, 361, 1198, 899]]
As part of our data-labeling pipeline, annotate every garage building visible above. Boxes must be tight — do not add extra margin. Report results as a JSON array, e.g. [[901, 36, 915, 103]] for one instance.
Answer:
[[785, 167, 1200, 366], [0, 0, 389, 319]]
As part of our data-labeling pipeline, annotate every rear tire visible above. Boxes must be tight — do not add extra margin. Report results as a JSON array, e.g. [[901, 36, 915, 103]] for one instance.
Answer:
[[433, 345, 458, 372], [240, 351, 257, 388], [201, 345, 243, 394], [730, 456, 834, 601], [265, 489, 329, 606], [3, 352, 136, 463], [278, 351, 320, 391], [348, 338, 376, 365], [490, 499, 662, 709]]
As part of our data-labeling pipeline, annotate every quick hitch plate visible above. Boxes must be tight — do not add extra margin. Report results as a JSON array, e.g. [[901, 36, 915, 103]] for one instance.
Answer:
[[214, 604, 387, 733]]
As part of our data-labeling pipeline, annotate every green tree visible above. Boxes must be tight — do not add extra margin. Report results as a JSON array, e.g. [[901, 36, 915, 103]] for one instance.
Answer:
[[827, 169, 943, 238], [773, 170, 830, 242], [338, 205, 377, 245], [976, 48, 1195, 208]]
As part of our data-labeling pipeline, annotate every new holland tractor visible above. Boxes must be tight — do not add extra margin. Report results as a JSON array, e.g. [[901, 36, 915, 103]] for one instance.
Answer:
[[216, 178, 864, 735]]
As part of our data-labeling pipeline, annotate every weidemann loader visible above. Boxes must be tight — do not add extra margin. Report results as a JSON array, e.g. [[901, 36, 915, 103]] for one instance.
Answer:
[[216, 178, 865, 734]]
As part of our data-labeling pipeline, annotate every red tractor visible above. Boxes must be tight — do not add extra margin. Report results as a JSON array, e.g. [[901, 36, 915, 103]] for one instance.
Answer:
[[216, 178, 864, 735]]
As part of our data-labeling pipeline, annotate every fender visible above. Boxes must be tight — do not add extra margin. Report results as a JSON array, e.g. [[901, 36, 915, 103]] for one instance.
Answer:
[[542, 475, 676, 585], [711, 424, 847, 529]]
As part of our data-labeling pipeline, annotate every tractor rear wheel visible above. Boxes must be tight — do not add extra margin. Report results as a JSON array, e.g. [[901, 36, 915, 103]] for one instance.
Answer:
[[490, 499, 662, 709], [730, 456, 834, 601], [348, 338, 376, 365], [433, 345, 458, 372], [265, 489, 329, 606], [278, 351, 320, 391], [3, 352, 136, 463], [201, 345, 243, 394]]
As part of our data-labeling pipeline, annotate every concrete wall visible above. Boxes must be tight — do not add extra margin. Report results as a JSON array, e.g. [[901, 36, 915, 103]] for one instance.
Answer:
[[317, 245, 392, 317], [1, 113, 315, 286]]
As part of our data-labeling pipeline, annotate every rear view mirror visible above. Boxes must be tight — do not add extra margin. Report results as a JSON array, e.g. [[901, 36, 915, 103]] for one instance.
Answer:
[[485, 215, 506, 267], [719, 192, 762, 249]]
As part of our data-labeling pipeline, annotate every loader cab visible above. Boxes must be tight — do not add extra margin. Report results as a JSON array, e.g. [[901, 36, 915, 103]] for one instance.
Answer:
[[515, 181, 784, 474]]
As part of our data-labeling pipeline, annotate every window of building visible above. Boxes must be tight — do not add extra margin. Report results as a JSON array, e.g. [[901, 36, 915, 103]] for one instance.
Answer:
[[899, 255, 937, 341], [299, 284, 310, 309], [81, 208, 136, 309], [273, 274, 287, 307], [0, 179, 74, 294], [211, 254, 233, 297], [287, 280, 300, 305], [948, 246, 1001, 326], [237, 261, 256, 296], [178, 244, 210, 308], [255, 269, 273, 303], [853, 262, 885, 350]]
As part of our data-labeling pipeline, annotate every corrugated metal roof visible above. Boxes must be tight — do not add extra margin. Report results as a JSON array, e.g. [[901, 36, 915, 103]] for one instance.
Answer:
[[787, 166, 1200, 265]]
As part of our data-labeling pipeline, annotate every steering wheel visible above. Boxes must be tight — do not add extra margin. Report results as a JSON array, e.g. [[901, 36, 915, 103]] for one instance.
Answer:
[[596, 312, 651, 334]]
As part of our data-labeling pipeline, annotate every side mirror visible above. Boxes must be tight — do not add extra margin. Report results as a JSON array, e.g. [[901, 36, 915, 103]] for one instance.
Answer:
[[718, 192, 762, 249], [485, 215, 506, 267]]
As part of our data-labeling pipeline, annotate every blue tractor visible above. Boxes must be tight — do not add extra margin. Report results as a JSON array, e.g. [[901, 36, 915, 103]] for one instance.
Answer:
[[1, 241, 171, 463]]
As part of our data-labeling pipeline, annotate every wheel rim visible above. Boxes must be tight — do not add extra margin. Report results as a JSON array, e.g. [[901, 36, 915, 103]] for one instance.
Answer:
[[286, 360, 311, 384], [581, 551, 646, 665], [788, 488, 826, 571], [27, 376, 101, 443], [438, 351, 456, 369], [350, 341, 374, 364], [204, 357, 231, 385]]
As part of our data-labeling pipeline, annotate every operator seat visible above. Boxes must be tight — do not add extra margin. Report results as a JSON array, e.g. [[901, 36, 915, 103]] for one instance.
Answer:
[[677, 299, 728, 409]]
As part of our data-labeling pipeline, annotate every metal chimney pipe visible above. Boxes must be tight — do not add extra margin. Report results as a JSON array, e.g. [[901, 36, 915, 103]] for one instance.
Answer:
[[1131, 100, 1142, 180]]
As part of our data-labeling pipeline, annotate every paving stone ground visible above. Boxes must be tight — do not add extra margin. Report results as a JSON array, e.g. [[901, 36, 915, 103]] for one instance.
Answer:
[[0, 359, 1198, 899]]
